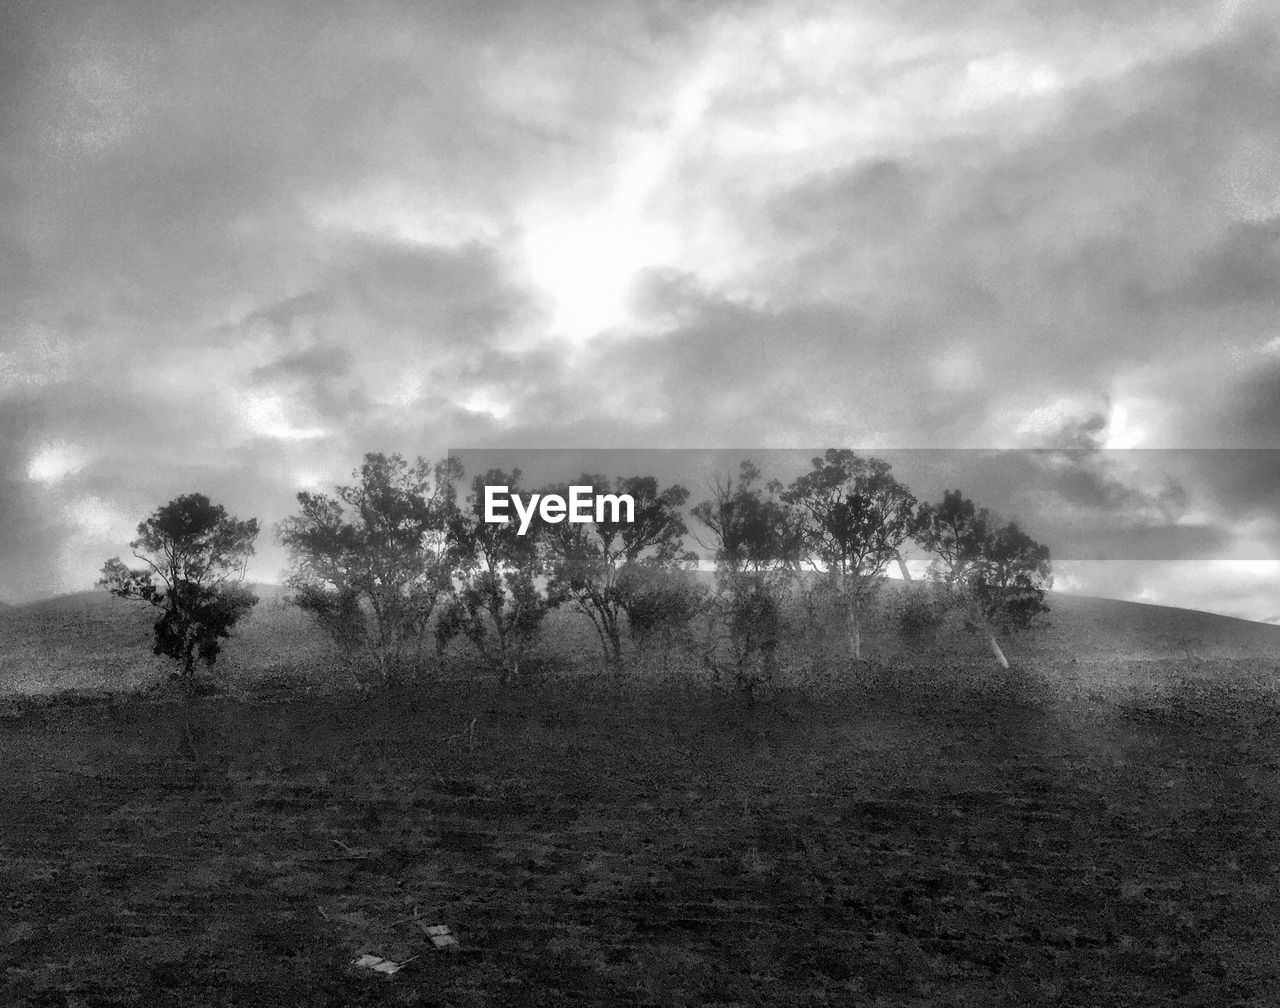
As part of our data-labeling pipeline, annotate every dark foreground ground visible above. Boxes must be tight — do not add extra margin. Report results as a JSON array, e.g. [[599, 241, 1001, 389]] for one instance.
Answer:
[[3, 675, 1280, 1007]]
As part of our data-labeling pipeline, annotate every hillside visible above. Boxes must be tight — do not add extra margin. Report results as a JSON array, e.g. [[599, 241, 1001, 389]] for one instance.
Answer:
[[1021, 590, 1280, 660], [6, 589, 1280, 1003], [2, 582, 1279, 698], [0, 584, 336, 695]]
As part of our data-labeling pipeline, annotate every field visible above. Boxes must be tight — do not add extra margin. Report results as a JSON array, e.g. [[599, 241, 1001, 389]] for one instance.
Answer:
[[3, 591, 1280, 1005]]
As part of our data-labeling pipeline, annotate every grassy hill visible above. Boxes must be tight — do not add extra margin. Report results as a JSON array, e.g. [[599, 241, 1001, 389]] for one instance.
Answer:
[[996, 590, 1280, 699], [5, 586, 1280, 1002], [2, 581, 1278, 698], [0, 584, 336, 696], [1024, 590, 1280, 658]]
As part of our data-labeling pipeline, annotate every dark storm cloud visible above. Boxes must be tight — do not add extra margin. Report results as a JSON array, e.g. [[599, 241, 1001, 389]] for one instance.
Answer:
[[243, 294, 335, 336], [235, 237, 539, 425], [250, 347, 353, 387], [334, 240, 536, 346], [1160, 450, 1280, 524], [747, 14, 1280, 417], [1188, 219, 1280, 307], [833, 446, 1220, 564], [1212, 361, 1280, 452], [5, 7, 490, 322], [1028, 451, 1189, 520], [605, 270, 958, 446], [1041, 413, 1109, 451]]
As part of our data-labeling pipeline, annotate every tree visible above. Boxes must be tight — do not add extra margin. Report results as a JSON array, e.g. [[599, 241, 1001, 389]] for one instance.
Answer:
[[541, 474, 694, 670], [914, 490, 990, 588], [969, 520, 1052, 667], [435, 469, 556, 684], [782, 450, 917, 664], [916, 490, 1052, 667], [691, 460, 803, 691], [615, 563, 708, 673], [279, 452, 461, 683], [99, 493, 259, 685]]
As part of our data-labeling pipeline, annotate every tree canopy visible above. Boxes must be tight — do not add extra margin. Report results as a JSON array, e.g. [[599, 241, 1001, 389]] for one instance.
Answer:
[[783, 450, 918, 662], [540, 474, 694, 668], [100, 493, 259, 683], [916, 489, 1052, 666], [279, 452, 461, 682], [436, 469, 558, 684], [692, 460, 803, 691]]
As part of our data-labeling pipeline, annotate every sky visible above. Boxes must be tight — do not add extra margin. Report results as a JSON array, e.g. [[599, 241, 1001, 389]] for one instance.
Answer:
[[2, 0, 1279, 618]]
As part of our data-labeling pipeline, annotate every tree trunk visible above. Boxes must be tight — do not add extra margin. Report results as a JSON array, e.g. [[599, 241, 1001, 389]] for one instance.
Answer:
[[604, 611, 624, 671], [588, 623, 613, 672], [988, 633, 1009, 669], [761, 639, 778, 684], [845, 603, 862, 663], [895, 551, 912, 582]]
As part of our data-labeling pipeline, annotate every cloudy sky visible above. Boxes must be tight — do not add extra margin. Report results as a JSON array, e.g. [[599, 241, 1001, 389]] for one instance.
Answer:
[[2, 0, 1279, 617]]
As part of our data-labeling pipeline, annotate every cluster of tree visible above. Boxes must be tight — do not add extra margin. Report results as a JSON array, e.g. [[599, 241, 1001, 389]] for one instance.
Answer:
[[277, 454, 462, 682], [100, 450, 1052, 689], [690, 451, 1051, 691], [915, 488, 1053, 667], [279, 458, 700, 684]]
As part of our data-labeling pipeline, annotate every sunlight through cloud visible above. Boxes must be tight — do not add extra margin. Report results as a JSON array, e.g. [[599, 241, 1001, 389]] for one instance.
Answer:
[[27, 442, 86, 485]]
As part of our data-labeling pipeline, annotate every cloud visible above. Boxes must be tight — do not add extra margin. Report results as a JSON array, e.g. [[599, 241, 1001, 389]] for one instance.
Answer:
[[2, 0, 1279, 619]]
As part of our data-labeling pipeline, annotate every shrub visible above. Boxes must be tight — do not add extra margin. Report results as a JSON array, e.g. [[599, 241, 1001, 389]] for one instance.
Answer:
[[895, 582, 947, 641]]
